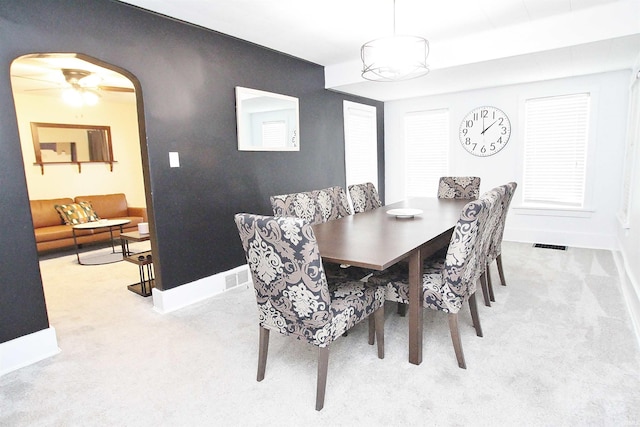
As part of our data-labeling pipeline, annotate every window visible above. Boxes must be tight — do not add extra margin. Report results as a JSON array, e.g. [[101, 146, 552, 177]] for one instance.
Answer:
[[344, 101, 377, 188], [404, 109, 449, 197], [522, 93, 590, 208], [261, 121, 287, 148]]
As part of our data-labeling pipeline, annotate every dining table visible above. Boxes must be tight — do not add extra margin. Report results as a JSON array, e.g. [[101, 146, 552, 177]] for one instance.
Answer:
[[312, 197, 468, 365]]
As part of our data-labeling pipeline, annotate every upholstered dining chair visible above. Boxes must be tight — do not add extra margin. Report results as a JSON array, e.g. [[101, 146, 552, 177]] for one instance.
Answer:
[[475, 186, 506, 307], [234, 213, 385, 410], [485, 182, 518, 301], [348, 182, 382, 214], [437, 176, 481, 200], [367, 191, 497, 369], [314, 186, 352, 222], [270, 190, 323, 225]]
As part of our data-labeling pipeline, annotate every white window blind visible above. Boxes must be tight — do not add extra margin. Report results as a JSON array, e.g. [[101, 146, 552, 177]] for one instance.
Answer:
[[619, 77, 640, 227], [404, 109, 449, 197], [344, 101, 378, 188], [523, 93, 590, 208], [261, 121, 286, 148]]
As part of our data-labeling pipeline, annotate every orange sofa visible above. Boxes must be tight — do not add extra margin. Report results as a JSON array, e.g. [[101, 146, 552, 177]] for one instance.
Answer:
[[30, 193, 147, 252]]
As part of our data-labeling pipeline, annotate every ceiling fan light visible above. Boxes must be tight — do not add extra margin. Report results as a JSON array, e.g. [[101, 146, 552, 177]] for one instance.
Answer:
[[62, 88, 83, 107], [361, 35, 430, 82], [82, 90, 99, 106]]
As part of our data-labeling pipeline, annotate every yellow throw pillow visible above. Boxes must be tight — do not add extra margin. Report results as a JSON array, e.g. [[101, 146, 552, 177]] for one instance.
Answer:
[[54, 201, 100, 225]]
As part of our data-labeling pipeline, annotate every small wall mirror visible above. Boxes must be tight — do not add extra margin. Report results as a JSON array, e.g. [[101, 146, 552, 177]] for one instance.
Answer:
[[235, 87, 299, 151], [31, 122, 114, 172]]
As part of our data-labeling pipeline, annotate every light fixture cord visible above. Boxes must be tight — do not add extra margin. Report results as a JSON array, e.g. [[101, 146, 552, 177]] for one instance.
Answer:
[[393, 0, 396, 36]]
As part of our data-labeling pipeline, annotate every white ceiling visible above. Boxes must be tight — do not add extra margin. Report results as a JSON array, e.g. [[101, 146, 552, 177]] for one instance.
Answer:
[[119, 0, 640, 101]]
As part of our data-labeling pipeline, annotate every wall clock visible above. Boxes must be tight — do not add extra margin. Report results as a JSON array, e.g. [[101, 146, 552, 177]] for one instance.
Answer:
[[459, 106, 511, 157]]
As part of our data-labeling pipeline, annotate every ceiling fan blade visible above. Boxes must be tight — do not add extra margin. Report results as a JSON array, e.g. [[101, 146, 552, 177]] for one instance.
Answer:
[[98, 85, 134, 93]]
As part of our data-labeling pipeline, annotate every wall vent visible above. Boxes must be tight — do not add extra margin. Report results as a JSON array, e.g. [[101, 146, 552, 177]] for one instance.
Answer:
[[237, 269, 249, 284], [225, 273, 238, 289], [533, 243, 568, 250]]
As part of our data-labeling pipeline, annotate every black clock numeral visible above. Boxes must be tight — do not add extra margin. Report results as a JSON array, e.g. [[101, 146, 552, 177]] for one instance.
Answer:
[[462, 128, 468, 136], [498, 117, 504, 125], [481, 109, 488, 118], [481, 145, 487, 153], [465, 137, 471, 145], [466, 120, 474, 127], [501, 127, 507, 135], [490, 143, 496, 151], [497, 136, 503, 144]]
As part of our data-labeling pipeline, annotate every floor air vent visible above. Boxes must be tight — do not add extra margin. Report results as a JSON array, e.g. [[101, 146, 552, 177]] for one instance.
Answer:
[[533, 243, 568, 250]]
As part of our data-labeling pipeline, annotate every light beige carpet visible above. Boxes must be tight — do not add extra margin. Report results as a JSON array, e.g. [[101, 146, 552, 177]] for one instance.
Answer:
[[1, 242, 639, 426]]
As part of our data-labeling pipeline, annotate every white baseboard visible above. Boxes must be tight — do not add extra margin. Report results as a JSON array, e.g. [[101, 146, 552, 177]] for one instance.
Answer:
[[613, 249, 640, 347], [0, 327, 60, 376], [504, 228, 618, 250], [152, 265, 250, 314]]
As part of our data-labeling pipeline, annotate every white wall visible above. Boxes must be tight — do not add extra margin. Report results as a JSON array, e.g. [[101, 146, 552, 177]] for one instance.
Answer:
[[385, 70, 630, 250], [13, 93, 146, 207]]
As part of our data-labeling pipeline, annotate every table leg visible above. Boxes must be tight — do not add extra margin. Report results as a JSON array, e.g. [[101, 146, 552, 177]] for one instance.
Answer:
[[121, 238, 128, 258], [108, 226, 115, 253], [72, 227, 82, 264], [408, 248, 423, 365]]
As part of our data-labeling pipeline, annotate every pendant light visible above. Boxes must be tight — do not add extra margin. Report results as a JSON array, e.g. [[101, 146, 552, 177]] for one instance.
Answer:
[[361, 0, 429, 82]]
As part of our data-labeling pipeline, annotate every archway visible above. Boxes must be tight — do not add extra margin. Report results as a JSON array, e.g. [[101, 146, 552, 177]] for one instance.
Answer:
[[10, 53, 159, 296]]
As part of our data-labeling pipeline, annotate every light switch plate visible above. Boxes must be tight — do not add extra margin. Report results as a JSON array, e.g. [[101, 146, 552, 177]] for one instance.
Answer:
[[169, 152, 180, 168]]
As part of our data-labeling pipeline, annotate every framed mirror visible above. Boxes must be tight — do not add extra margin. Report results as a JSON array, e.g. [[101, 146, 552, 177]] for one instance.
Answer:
[[30, 122, 114, 173], [235, 87, 299, 151]]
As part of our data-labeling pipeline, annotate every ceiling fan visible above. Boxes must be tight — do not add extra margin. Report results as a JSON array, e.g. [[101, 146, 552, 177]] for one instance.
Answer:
[[13, 67, 135, 106], [61, 68, 134, 93]]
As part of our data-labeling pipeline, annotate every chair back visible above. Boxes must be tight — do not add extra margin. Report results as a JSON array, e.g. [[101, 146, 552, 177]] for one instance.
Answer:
[[270, 191, 323, 224], [348, 182, 382, 214], [488, 182, 517, 261], [314, 186, 352, 221], [441, 189, 497, 312], [234, 213, 333, 341], [437, 176, 481, 200]]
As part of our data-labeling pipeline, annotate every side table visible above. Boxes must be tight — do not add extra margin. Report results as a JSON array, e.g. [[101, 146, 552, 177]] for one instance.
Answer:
[[120, 230, 150, 257], [124, 250, 154, 297]]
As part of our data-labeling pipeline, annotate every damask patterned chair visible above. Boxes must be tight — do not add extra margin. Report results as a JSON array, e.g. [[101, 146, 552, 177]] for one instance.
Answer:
[[270, 191, 322, 225], [367, 191, 498, 369], [271, 187, 369, 282], [485, 182, 518, 301], [314, 186, 352, 222], [476, 186, 506, 307], [234, 214, 385, 410], [348, 182, 382, 214], [437, 176, 481, 200]]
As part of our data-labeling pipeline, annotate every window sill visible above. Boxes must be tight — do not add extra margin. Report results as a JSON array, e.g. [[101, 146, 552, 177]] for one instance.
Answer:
[[512, 205, 595, 218]]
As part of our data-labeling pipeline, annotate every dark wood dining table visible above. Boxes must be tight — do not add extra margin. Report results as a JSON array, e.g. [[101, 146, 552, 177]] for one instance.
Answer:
[[312, 197, 468, 365]]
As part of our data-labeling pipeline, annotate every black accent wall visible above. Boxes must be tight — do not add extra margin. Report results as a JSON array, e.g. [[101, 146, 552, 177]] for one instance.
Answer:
[[0, 0, 384, 343]]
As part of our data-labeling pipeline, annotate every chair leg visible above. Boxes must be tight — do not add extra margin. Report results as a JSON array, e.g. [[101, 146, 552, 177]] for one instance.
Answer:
[[368, 315, 374, 345], [448, 313, 466, 369], [468, 293, 483, 337], [316, 346, 330, 411], [257, 326, 269, 382], [374, 307, 385, 359], [479, 273, 491, 307], [497, 254, 507, 286], [486, 265, 495, 302], [397, 302, 408, 316]]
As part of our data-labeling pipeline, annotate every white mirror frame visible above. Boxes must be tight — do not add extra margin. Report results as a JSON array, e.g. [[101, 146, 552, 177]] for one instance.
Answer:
[[235, 86, 299, 151]]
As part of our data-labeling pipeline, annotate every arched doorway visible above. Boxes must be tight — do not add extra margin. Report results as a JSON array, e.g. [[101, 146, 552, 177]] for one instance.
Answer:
[[10, 53, 159, 296]]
